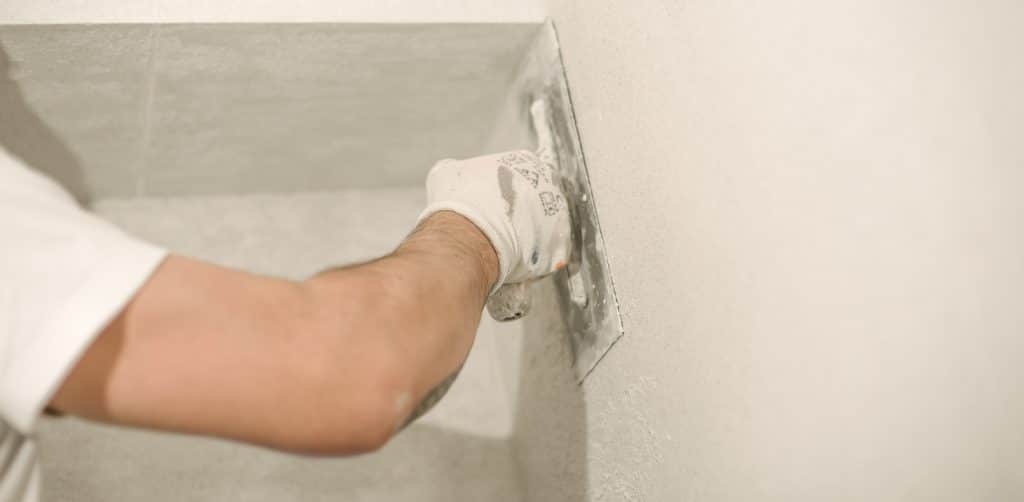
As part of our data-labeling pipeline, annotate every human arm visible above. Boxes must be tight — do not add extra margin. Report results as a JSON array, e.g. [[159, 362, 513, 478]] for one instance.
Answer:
[[47, 149, 568, 455], [50, 210, 497, 455]]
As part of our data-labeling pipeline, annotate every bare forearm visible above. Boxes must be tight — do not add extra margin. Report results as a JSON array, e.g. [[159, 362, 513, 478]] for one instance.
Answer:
[[51, 212, 497, 454], [305, 211, 498, 429]]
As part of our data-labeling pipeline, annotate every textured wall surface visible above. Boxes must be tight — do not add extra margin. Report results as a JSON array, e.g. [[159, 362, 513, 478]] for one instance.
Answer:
[[514, 0, 1024, 500], [0, 23, 538, 199]]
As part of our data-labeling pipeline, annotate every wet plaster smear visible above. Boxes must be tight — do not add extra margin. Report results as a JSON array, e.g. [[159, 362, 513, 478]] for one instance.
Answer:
[[514, 1, 1024, 501]]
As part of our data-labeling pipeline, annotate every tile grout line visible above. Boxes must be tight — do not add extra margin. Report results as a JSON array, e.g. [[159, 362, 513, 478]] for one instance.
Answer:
[[134, 24, 160, 197]]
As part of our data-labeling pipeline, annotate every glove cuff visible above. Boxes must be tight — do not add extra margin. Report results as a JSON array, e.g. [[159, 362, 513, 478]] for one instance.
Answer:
[[416, 201, 516, 296]]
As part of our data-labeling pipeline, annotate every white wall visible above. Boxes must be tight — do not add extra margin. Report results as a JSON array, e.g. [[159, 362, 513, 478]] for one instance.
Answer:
[[517, 0, 1024, 500], [0, 0, 543, 23]]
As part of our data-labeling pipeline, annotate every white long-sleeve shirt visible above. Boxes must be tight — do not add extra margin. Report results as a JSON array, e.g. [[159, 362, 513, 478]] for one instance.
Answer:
[[0, 148, 166, 502]]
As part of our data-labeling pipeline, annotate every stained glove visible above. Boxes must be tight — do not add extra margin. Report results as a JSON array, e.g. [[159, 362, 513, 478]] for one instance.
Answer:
[[417, 150, 572, 295]]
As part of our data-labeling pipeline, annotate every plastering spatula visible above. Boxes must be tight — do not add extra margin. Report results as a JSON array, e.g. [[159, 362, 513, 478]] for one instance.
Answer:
[[486, 21, 624, 383]]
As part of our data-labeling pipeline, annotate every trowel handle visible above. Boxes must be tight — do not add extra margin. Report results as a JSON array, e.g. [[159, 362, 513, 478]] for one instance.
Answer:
[[486, 281, 532, 321], [484, 99, 559, 323]]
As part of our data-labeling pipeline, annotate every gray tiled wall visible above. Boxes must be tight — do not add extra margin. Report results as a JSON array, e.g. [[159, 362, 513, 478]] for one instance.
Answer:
[[0, 23, 539, 200]]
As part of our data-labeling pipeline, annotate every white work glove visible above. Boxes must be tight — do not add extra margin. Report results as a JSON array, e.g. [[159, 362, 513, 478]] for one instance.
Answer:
[[417, 150, 572, 295]]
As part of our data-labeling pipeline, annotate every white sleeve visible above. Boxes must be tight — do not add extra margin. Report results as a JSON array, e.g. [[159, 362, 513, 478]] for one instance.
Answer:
[[0, 149, 167, 434]]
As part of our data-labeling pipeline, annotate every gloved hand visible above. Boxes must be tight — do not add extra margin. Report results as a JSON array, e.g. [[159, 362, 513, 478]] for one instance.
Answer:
[[417, 150, 572, 295]]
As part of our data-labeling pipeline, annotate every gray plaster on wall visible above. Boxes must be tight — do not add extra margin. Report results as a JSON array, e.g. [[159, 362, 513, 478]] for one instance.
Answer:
[[39, 418, 521, 502], [143, 23, 537, 195], [0, 23, 540, 199], [0, 25, 151, 199]]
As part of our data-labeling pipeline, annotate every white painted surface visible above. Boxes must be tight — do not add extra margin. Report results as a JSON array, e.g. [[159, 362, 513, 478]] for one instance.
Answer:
[[514, 1, 1024, 500], [0, 0, 544, 24]]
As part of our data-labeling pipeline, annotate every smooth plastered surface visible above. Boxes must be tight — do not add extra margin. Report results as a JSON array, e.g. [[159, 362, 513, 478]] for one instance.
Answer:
[[0, 23, 539, 198], [514, 1, 1024, 500]]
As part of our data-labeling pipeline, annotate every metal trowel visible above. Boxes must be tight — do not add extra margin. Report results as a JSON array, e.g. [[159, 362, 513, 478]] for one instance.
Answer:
[[485, 21, 624, 383]]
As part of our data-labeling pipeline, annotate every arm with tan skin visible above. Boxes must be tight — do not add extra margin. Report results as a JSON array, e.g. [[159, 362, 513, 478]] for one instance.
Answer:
[[50, 211, 496, 455], [49, 149, 569, 455]]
